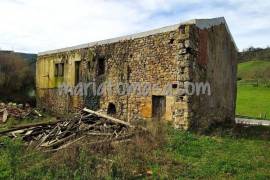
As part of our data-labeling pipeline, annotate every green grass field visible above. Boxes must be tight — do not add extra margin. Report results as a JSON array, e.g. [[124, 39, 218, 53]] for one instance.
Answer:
[[1, 125, 270, 179], [237, 85, 270, 119], [237, 60, 270, 119], [238, 60, 270, 80]]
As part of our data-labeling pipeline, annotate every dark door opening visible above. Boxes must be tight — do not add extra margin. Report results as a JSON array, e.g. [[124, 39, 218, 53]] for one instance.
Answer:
[[75, 61, 81, 85], [152, 96, 166, 120], [107, 103, 116, 115]]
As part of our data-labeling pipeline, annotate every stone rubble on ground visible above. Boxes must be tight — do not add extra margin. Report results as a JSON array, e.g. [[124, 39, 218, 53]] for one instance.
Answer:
[[0, 102, 42, 123]]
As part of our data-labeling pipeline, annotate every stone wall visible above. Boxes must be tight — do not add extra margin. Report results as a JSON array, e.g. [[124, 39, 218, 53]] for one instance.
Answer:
[[188, 24, 237, 130], [36, 19, 237, 130]]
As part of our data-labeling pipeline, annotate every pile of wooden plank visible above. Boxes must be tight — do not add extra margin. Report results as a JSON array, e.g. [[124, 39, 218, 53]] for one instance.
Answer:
[[0, 108, 134, 152]]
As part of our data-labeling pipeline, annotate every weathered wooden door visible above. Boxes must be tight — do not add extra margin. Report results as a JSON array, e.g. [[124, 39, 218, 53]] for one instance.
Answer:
[[152, 96, 166, 120]]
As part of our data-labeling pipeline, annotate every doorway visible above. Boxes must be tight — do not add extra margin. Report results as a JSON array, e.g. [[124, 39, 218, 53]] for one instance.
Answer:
[[152, 96, 166, 120]]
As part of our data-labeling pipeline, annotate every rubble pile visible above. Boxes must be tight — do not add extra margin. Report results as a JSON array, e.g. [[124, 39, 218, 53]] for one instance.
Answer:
[[0, 108, 135, 152], [0, 102, 42, 123]]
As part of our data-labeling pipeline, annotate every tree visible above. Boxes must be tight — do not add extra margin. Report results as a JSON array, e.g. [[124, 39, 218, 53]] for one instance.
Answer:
[[0, 52, 35, 102]]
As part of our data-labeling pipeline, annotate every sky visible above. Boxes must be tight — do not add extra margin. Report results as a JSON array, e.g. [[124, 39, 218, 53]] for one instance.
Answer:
[[0, 0, 269, 53]]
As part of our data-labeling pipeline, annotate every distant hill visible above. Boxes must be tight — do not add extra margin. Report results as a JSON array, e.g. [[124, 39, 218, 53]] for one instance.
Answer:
[[238, 47, 270, 63], [0, 50, 37, 63], [16, 52, 37, 63], [0, 50, 37, 71], [238, 60, 270, 80]]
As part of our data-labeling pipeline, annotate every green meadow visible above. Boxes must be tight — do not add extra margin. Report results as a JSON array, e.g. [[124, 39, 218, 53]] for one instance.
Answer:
[[237, 85, 270, 119], [1, 125, 270, 179], [236, 60, 270, 119]]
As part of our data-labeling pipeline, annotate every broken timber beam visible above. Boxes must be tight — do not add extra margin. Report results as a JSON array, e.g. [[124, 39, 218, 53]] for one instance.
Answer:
[[0, 120, 62, 135], [83, 108, 132, 127]]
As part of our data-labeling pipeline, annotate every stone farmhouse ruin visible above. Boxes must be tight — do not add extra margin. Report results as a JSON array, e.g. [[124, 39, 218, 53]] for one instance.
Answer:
[[36, 17, 237, 130]]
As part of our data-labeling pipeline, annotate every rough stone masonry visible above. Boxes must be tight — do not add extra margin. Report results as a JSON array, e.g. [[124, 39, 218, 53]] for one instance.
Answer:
[[36, 17, 237, 130]]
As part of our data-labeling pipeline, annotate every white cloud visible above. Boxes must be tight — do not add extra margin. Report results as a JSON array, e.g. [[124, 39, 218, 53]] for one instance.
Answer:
[[0, 0, 269, 53]]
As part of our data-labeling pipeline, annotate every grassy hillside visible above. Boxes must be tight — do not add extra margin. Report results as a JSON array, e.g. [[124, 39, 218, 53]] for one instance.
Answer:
[[238, 60, 270, 81]]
